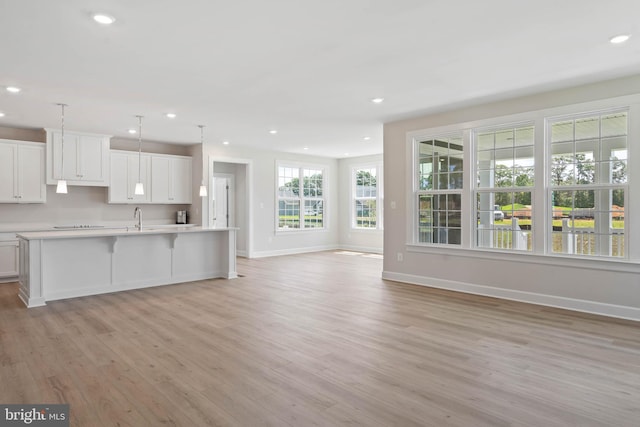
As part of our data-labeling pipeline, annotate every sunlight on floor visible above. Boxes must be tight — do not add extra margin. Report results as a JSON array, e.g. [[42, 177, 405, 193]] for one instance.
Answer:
[[334, 250, 383, 260]]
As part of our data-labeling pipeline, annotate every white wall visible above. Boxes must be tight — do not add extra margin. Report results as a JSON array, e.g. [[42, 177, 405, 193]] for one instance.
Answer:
[[337, 154, 384, 253], [383, 74, 640, 321], [202, 142, 340, 258]]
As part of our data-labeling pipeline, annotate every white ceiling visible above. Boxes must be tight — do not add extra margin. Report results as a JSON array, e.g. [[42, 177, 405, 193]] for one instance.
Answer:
[[1, 0, 639, 158]]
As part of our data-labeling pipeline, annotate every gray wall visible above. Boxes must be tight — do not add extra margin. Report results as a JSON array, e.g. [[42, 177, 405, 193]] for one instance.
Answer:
[[383, 74, 640, 320]]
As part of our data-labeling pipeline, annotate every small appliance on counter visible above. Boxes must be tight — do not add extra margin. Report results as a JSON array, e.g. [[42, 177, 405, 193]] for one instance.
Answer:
[[176, 210, 188, 224]]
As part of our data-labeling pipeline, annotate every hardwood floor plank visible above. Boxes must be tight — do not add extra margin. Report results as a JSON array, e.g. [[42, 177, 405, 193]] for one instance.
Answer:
[[1, 251, 639, 426]]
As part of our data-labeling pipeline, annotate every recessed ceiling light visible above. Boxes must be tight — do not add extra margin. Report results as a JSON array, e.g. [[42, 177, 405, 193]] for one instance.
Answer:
[[222, 141, 230, 145], [0, 112, 5, 118], [371, 97, 384, 104], [344, 152, 350, 156], [303, 147, 309, 150], [93, 14, 116, 25], [6, 86, 21, 93], [610, 34, 631, 44], [128, 129, 137, 134], [269, 129, 278, 134], [165, 113, 177, 119], [363, 136, 371, 141]]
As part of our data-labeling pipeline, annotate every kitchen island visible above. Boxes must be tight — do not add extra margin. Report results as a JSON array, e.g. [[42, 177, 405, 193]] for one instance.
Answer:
[[17, 226, 237, 307]]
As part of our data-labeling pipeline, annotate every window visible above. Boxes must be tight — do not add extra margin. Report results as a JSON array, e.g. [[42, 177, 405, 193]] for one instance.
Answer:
[[352, 165, 383, 229], [410, 102, 633, 261], [416, 135, 463, 245], [277, 164, 325, 230], [548, 110, 627, 257], [475, 123, 534, 251]]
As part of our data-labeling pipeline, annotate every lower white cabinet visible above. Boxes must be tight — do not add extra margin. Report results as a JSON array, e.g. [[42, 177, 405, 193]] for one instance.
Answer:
[[109, 150, 151, 203], [0, 236, 19, 282]]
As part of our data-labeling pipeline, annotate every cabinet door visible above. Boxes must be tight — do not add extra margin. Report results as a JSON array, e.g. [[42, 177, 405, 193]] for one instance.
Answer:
[[0, 143, 17, 202], [78, 135, 106, 183], [172, 157, 192, 204], [109, 152, 151, 203], [0, 240, 19, 279], [151, 156, 171, 203], [109, 152, 130, 203], [128, 154, 151, 203], [18, 145, 46, 203], [51, 132, 80, 180], [47, 130, 110, 186]]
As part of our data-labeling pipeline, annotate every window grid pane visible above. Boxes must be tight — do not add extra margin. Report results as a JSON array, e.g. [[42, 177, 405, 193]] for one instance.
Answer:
[[549, 112, 627, 186], [354, 167, 378, 229], [550, 189, 625, 257], [476, 191, 533, 251], [476, 124, 535, 189], [278, 165, 325, 231]]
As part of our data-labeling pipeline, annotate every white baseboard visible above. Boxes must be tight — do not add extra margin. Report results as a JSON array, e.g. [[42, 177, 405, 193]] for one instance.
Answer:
[[250, 245, 339, 258], [381, 271, 640, 322], [337, 244, 383, 254]]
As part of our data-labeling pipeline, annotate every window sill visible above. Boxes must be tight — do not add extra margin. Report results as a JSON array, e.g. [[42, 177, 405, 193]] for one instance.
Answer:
[[406, 244, 640, 274], [276, 227, 328, 235]]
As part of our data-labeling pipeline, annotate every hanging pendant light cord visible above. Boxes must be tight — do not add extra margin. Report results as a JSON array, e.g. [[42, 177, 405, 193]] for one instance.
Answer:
[[137, 115, 143, 183], [58, 103, 67, 178]]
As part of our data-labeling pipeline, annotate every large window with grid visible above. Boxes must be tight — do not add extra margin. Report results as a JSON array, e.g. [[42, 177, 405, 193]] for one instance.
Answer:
[[475, 123, 535, 251], [352, 165, 383, 229], [416, 135, 463, 245], [548, 110, 627, 257], [277, 164, 325, 231]]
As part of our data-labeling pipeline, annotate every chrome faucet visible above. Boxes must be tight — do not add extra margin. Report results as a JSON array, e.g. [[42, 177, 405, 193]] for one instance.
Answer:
[[134, 207, 142, 230]]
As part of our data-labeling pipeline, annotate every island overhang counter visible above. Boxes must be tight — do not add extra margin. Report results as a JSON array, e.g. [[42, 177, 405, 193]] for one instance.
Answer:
[[17, 226, 237, 308]]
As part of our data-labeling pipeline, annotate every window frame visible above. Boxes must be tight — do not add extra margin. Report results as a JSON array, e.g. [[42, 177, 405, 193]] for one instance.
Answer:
[[546, 108, 629, 258], [473, 121, 536, 252], [412, 133, 465, 246], [275, 162, 327, 233], [406, 94, 639, 263], [351, 163, 383, 230]]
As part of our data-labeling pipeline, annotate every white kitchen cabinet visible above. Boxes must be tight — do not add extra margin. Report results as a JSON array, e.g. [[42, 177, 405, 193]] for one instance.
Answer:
[[46, 129, 111, 187], [151, 154, 192, 204], [0, 139, 46, 203], [109, 150, 151, 203], [0, 236, 19, 282]]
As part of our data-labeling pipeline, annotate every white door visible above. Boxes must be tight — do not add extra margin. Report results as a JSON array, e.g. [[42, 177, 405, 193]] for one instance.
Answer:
[[211, 174, 233, 228]]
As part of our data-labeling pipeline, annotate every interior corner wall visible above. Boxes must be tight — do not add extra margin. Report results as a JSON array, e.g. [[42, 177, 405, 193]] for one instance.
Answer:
[[202, 143, 340, 258], [337, 154, 384, 253], [383, 74, 640, 321]]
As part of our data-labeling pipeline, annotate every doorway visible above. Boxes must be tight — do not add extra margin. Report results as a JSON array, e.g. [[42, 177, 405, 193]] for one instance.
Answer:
[[207, 157, 252, 257]]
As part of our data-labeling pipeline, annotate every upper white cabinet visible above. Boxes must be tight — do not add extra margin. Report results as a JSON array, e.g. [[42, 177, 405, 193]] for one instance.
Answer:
[[151, 154, 192, 204], [0, 139, 46, 203], [45, 129, 111, 187], [109, 150, 152, 203]]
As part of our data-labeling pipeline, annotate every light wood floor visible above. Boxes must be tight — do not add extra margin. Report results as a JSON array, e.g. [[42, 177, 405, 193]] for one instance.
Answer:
[[1, 251, 639, 426]]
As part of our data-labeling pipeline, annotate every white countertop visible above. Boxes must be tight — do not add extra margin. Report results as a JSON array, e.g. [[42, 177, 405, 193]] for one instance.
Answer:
[[17, 226, 237, 240]]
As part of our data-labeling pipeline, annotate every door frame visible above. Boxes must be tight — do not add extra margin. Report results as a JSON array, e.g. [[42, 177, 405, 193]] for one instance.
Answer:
[[205, 156, 253, 258]]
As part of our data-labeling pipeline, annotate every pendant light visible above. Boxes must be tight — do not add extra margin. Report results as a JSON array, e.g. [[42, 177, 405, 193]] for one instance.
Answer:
[[55, 103, 68, 194], [198, 125, 208, 197], [134, 115, 144, 195]]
